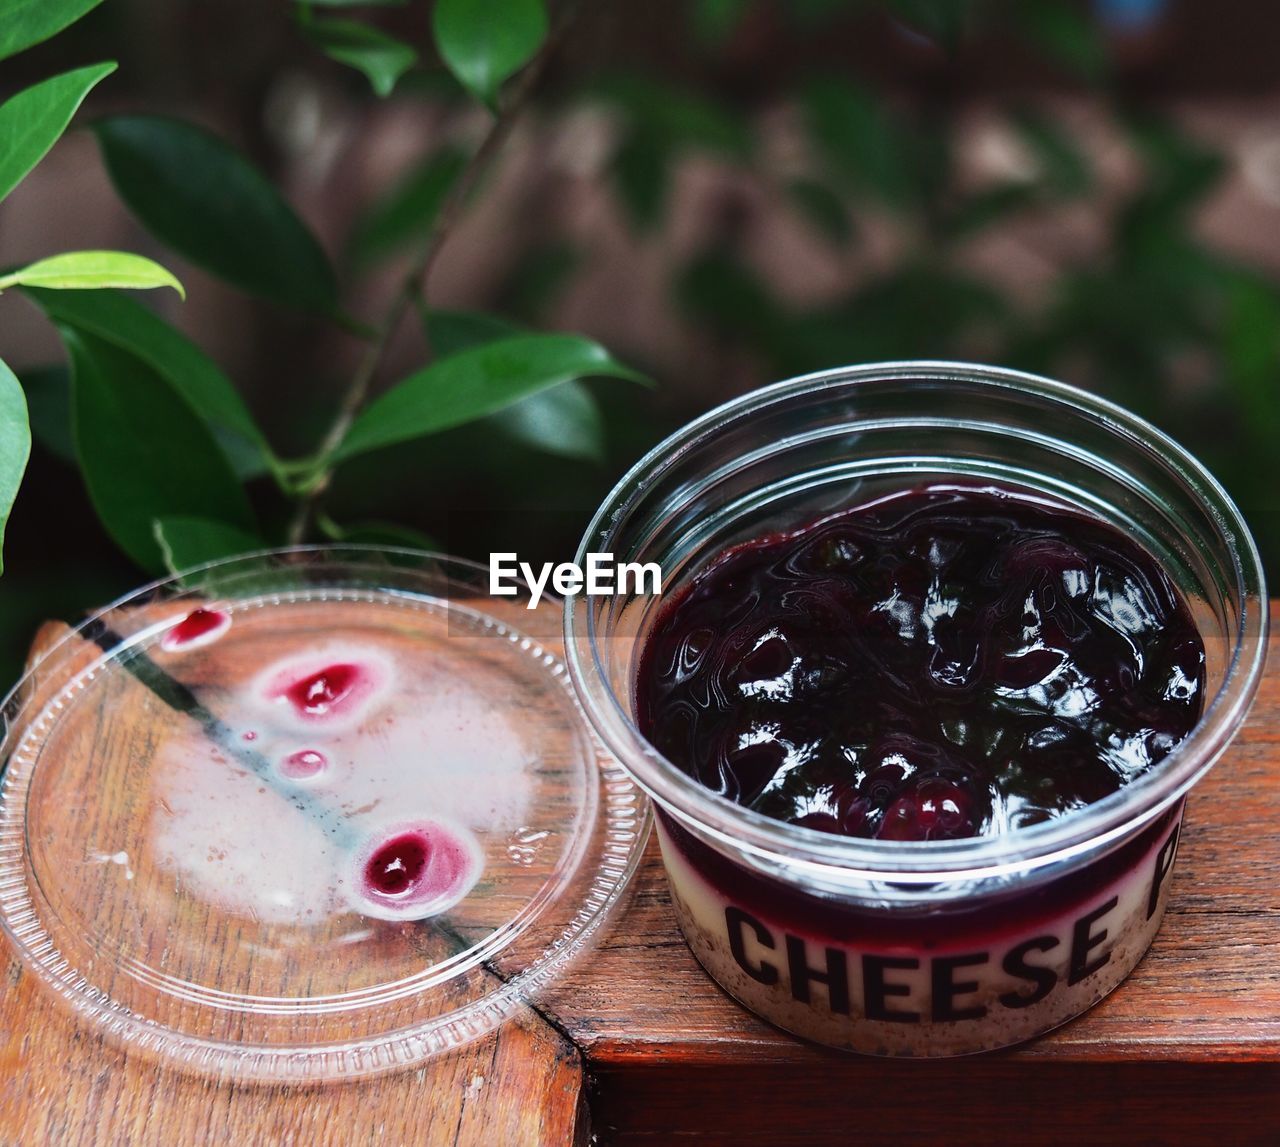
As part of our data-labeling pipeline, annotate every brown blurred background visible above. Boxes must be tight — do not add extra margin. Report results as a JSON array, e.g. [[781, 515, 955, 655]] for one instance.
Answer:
[[2, 0, 1279, 681]]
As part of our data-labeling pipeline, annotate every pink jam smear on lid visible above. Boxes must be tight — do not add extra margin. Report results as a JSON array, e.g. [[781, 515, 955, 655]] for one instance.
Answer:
[[161, 607, 231, 652], [356, 821, 481, 919], [280, 749, 327, 780], [283, 664, 362, 717]]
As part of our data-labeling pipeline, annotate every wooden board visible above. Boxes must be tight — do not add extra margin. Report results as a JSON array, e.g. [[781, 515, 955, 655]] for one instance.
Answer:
[[2, 608, 1279, 1145], [0, 615, 587, 1146]]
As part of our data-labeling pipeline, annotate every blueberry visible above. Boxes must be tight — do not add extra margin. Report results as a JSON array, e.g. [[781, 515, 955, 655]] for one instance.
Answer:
[[877, 777, 980, 842]]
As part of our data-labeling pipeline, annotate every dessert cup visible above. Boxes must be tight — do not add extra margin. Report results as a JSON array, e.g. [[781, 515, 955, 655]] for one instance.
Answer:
[[564, 361, 1267, 1056]]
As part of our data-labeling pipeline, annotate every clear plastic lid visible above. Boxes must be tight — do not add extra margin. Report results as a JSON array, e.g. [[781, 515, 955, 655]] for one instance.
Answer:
[[0, 548, 649, 1082]]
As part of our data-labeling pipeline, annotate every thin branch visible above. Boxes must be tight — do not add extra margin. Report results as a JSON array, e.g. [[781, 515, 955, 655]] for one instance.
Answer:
[[285, 4, 583, 545]]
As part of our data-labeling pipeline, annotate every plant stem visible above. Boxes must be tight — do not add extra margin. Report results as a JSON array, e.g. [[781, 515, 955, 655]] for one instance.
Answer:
[[285, 4, 583, 545]]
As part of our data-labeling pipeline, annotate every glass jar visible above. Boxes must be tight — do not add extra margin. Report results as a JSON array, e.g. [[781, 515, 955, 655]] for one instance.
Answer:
[[564, 361, 1267, 1056]]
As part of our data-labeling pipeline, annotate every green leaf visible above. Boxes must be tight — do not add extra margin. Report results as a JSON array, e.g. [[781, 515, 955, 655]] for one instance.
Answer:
[[24, 287, 272, 480], [352, 148, 465, 262], [301, 1, 408, 6], [601, 74, 751, 157], [940, 182, 1039, 243], [0, 62, 115, 204], [786, 177, 855, 246], [337, 334, 644, 461], [1221, 272, 1280, 445], [692, 0, 750, 46], [92, 116, 338, 311], [498, 241, 579, 321], [319, 515, 436, 550], [0, 250, 184, 296], [678, 250, 784, 347], [1115, 118, 1224, 267], [64, 329, 255, 572], [431, 0, 548, 110], [153, 516, 266, 574], [426, 310, 605, 461], [18, 364, 74, 463], [597, 73, 754, 233], [425, 308, 520, 356], [302, 18, 417, 98], [0, 0, 103, 62], [1009, 106, 1092, 197], [1124, 112, 1223, 209], [0, 358, 32, 575], [802, 76, 916, 209], [612, 129, 668, 233], [490, 379, 605, 462], [1015, 0, 1106, 81]]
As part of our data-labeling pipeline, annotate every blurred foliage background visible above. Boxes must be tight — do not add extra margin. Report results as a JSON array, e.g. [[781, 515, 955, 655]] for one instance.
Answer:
[[2, 0, 1279, 684]]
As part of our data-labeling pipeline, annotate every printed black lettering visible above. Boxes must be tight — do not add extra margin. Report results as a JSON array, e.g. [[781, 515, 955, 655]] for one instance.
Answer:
[[1147, 824, 1181, 920], [725, 906, 778, 986], [785, 935, 850, 1014], [1069, 896, 1119, 986], [931, 953, 989, 1022], [999, 936, 1060, 1008], [862, 954, 920, 1023]]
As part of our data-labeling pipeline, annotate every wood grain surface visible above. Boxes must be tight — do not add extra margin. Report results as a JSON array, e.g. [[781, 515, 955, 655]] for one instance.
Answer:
[[0, 613, 588, 1147], [1, 607, 1278, 1146]]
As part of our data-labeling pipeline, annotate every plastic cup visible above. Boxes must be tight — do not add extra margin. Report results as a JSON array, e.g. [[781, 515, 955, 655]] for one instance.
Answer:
[[565, 361, 1267, 1056]]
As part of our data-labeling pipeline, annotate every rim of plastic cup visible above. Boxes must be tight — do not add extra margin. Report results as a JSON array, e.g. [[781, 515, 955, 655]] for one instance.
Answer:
[[564, 361, 1268, 886], [0, 546, 651, 1082]]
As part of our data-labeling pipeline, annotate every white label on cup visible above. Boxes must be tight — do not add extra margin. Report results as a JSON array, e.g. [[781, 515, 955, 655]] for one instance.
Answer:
[[658, 814, 1182, 1056]]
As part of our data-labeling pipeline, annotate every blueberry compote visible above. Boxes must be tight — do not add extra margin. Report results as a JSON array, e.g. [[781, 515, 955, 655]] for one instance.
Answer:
[[637, 483, 1206, 842]]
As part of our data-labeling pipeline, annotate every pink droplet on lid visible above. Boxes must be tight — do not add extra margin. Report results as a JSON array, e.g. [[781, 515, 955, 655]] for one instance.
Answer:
[[281, 664, 362, 717], [161, 607, 230, 651], [354, 821, 482, 920], [280, 749, 327, 780], [255, 649, 389, 731], [365, 832, 431, 897]]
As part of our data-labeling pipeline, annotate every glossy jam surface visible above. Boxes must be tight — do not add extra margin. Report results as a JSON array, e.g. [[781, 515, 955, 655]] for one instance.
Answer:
[[255, 651, 388, 734], [636, 484, 1206, 841], [365, 832, 430, 896], [280, 748, 327, 780], [283, 663, 361, 716], [355, 821, 482, 918]]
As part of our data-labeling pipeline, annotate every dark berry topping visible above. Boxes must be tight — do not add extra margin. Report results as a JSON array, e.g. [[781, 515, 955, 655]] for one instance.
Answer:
[[365, 832, 430, 897], [636, 484, 1206, 842]]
